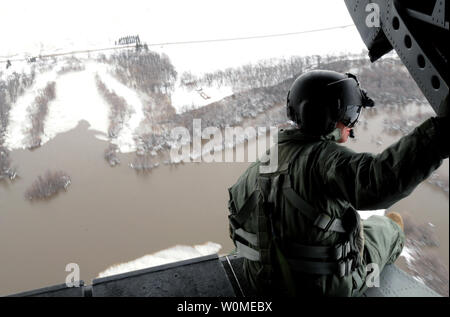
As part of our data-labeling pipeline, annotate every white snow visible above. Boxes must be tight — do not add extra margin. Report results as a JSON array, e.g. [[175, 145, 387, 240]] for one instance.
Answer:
[[41, 66, 110, 145], [94, 63, 145, 152], [97, 241, 222, 278], [1, 61, 34, 81], [400, 246, 416, 265], [357, 209, 385, 220], [0, 1, 366, 74], [4, 69, 59, 150], [4, 61, 146, 153]]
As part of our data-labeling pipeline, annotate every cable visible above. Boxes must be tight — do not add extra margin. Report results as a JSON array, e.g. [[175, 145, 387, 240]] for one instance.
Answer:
[[0, 24, 355, 64], [146, 24, 354, 46]]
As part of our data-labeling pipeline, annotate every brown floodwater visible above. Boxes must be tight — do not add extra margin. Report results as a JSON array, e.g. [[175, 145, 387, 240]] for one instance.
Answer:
[[0, 103, 448, 296]]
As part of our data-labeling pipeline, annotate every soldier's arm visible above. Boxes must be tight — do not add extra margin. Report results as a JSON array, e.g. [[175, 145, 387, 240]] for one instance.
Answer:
[[319, 117, 448, 210]]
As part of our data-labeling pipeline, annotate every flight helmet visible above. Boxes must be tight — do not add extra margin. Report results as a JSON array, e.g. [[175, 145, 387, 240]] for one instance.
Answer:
[[286, 70, 374, 136]]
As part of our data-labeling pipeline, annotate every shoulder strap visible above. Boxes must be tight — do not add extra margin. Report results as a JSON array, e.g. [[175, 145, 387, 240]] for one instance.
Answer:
[[282, 176, 346, 233], [228, 190, 260, 228]]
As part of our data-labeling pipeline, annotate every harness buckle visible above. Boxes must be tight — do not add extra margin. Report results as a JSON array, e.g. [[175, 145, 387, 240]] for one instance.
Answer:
[[334, 241, 351, 260], [338, 258, 354, 278], [314, 214, 334, 231]]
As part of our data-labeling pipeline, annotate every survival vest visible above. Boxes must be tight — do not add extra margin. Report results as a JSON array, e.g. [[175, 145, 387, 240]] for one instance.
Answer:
[[228, 144, 363, 294]]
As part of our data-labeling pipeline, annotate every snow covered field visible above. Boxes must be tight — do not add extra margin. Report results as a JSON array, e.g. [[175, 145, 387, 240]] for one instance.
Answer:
[[4, 60, 148, 153], [4, 69, 58, 149], [3, 57, 237, 153]]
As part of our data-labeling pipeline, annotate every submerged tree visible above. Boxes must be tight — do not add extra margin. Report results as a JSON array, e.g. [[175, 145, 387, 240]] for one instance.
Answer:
[[0, 146, 17, 181], [25, 170, 71, 201], [104, 143, 120, 167], [129, 154, 159, 173]]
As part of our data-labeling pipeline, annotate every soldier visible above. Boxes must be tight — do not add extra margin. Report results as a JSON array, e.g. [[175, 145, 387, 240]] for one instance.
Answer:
[[227, 70, 449, 296]]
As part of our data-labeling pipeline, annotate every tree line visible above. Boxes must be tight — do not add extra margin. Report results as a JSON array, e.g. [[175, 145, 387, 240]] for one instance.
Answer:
[[57, 56, 85, 75], [27, 81, 56, 149], [102, 50, 177, 96], [147, 52, 428, 160], [1, 71, 36, 142], [95, 74, 136, 166], [116, 35, 141, 46], [0, 71, 36, 181]]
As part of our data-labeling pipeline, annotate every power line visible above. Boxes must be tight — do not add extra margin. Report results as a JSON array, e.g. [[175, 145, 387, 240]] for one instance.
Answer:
[[146, 24, 355, 46], [1, 24, 355, 64]]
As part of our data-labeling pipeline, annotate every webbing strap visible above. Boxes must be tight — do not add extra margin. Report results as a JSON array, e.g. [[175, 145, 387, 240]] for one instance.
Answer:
[[236, 241, 260, 261], [283, 177, 346, 233], [286, 241, 351, 260], [235, 228, 258, 247], [287, 257, 354, 277], [352, 270, 364, 296], [326, 217, 346, 233], [231, 191, 260, 226]]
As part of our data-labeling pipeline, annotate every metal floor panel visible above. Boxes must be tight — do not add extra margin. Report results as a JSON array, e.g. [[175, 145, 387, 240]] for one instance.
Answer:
[[91, 254, 236, 297], [5, 253, 441, 297]]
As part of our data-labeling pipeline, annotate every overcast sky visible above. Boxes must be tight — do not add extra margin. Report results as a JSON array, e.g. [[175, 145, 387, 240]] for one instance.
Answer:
[[1, 0, 367, 73]]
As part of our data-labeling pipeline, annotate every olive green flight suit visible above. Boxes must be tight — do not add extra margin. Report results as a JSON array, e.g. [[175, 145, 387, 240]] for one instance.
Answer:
[[228, 117, 448, 296]]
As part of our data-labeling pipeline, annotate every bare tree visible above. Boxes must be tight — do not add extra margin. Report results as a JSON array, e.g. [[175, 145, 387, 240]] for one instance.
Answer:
[[95, 75, 133, 140], [57, 56, 85, 75], [105, 50, 177, 95], [25, 170, 71, 200], [0, 71, 35, 139], [129, 154, 158, 173], [0, 146, 17, 181], [104, 143, 120, 166]]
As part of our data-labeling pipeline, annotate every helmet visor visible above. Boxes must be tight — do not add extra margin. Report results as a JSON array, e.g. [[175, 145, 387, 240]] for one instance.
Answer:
[[327, 77, 365, 127], [341, 104, 362, 128]]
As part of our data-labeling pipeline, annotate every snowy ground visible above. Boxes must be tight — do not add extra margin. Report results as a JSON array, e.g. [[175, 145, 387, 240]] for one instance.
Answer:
[[93, 63, 145, 152], [1, 61, 34, 82], [97, 242, 222, 278], [358, 209, 385, 220], [3, 57, 238, 153], [4, 60, 146, 153], [5, 69, 58, 150]]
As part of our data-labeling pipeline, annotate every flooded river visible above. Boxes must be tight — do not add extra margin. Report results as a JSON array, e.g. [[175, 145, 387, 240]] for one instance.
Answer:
[[0, 103, 448, 296]]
